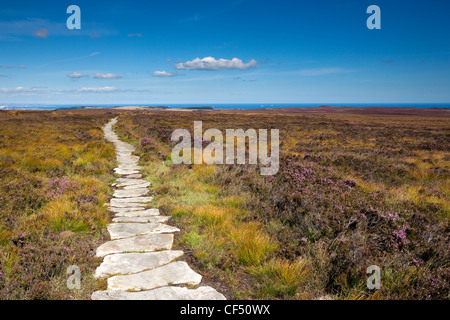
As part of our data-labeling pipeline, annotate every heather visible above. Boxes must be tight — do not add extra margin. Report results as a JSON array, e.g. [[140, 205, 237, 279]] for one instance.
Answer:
[[0, 110, 116, 299], [115, 108, 449, 299]]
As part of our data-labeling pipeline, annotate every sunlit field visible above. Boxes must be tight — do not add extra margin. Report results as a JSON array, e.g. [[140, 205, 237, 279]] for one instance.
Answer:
[[115, 107, 449, 300], [0, 107, 448, 300], [0, 110, 116, 299]]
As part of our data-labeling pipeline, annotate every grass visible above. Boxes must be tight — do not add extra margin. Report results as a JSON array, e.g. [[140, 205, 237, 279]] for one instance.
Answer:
[[248, 258, 309, 298], [229, 223, 277, 266]]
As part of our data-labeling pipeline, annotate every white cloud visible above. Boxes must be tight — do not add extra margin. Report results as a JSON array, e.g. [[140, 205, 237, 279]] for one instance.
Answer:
[[298, 67, 355, 76], [34, 28, 49, 38], [152, 71, 183, 77], [0, 87, 42, 94], [78, 86, 118, 93], [94, 73, 122, 79], [90, 52, 101, 57], [67, 72, 88, 78], [0, 65, 26, 69], [174, 57, 258, 71]]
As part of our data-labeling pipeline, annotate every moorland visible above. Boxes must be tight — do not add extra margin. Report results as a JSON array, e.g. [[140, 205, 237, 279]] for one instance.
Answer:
[[0, 106, 449, 299]]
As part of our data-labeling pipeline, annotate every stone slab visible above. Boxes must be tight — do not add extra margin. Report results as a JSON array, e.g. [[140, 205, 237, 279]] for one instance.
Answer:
[[95, 250, 183, 278], [110, 196, 153, 203], [109, 202, 147, 208], [114, 169, 140, 175], [122, 174, 142, 179], [96, 233, 173, 257], [113, 188, 149, 198], [107, 223, 179, 240], [113, 208, 161, 217], [107, 261, 202, 291], [92, 286, 226, 300], [109, 208, 160, 215], [112, 216, 169, 223], [116, 179, 149, 186], [122, 183, 151, 190], [116, 165, 141, 170]]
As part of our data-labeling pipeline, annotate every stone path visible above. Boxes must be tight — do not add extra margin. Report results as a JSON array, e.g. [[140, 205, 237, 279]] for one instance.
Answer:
[[92, 118, 226, 300]]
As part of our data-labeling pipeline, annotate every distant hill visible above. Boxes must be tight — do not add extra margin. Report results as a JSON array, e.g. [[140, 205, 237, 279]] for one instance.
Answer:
[[182, 106, 213, 110], [56, 106, 96, 110]]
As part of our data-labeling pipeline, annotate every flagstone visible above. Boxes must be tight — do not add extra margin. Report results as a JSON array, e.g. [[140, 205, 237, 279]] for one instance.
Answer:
[[107, 223, 179, 240], [95, 250, 183, 278], [109, 202, 147, 208], [110, 196, 153, 203], [96, 233, 173, 257], [121, 173, 143, 179], [107, 261, 202, 291], [116, 179, 149, 186], [122, 183, 151, 190], [114, 169, 140, 175], [116, 165, 140, 170], [113, 208, 161, 217], [92, 286, 226, 300], [112, 216, 169, 223], [113, 188, 149, 198], [109, 207, 159, 215]]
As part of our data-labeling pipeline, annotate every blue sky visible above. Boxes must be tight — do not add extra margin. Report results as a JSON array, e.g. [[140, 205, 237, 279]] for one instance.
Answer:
[[1, 0, 449, 105]]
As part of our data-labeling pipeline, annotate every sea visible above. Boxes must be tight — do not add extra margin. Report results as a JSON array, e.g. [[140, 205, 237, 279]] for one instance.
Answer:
[[0, 103, 449, 111]]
